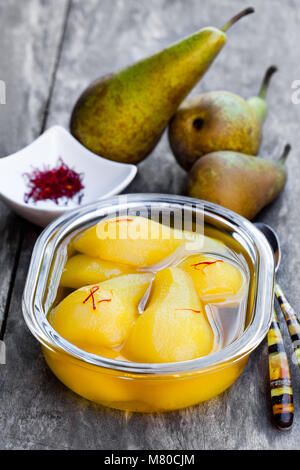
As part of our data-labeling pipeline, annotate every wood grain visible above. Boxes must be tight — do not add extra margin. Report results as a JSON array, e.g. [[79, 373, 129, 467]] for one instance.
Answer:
[[1, 0, 300, 450], [0, 0, 70, 332]]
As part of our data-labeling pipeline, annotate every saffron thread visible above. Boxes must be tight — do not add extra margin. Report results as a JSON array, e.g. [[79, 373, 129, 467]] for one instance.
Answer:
[[175, 308, 201, 314], [105, 218, 134, 225], [191, 260, 223, 271], [83, 287, 112, 310], [98, 299, 112, 304], [83, 287, 100, 310], [24, 157, 84, 205]]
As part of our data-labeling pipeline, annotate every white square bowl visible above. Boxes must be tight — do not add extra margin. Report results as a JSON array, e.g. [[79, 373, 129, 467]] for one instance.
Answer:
[[0, 125, 137, 226]]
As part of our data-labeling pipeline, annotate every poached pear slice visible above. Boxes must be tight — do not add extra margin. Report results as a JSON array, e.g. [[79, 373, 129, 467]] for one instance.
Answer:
[[60, 254, 135, 289], [123, 267, 213, 363], [74, 216, 202, 268], [179, 254, 243, 300], [49, 273, 153, 353]]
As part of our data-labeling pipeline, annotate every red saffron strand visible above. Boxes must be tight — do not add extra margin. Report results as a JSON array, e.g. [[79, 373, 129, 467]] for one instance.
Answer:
[[98, 298, 112, 304], [83, 288, 112, 310], [175, 308, 202, 314], [24, 157, 84, 205], [83, 287, 100, 310], [191, 260, 223, 270], [105, 218, 134, 225]]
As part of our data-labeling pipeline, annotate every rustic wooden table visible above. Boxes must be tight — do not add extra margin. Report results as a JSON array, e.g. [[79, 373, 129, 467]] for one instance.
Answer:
[[0, 0, 300, 450]]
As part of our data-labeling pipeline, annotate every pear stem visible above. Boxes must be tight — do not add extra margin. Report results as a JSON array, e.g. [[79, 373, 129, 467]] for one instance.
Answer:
[[258, 66, 278, 99], [221, 7, 255, 32], [279, 144, 291, 164]]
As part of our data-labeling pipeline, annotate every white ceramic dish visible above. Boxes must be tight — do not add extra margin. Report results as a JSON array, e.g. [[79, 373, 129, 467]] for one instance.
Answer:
[[0, 125, 137, 227]]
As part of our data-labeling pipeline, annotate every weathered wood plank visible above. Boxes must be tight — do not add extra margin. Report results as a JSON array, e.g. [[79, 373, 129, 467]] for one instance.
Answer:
[[0, 206, 21, 337], [0, 0, 70, 333], [0, 0, 71, 445], [0, 0, 70, 154], [1, 0, 300, 450]]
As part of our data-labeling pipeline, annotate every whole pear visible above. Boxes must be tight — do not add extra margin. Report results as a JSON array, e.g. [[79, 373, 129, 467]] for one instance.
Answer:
[[169, 66, 277, 170], [187, 145, 290, 220], [70, 8, 254, 164]]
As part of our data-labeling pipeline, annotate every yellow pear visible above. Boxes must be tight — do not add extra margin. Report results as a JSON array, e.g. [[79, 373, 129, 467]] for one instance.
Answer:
[[74, 216, 201, 267], [60, 254, 135, 289], [123, 267, 213, 363], [179, 254, 243, 299], [49, 273, 153, 353]]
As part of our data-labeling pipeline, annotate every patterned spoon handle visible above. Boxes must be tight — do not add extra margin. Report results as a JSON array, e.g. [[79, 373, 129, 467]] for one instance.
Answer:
[[267, 306, 294, 430], [275, 283, 300, 368]]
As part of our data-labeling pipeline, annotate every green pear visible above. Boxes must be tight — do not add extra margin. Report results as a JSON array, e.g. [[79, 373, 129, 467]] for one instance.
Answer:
[[70, 8, 254, 164], [187, 145, 290, 220], [169, 66, 277, 170], [247, 66, 277, 123]]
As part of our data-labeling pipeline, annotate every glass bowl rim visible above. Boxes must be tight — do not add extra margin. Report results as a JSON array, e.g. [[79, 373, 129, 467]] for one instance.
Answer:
[[22, 193, 275, 375]]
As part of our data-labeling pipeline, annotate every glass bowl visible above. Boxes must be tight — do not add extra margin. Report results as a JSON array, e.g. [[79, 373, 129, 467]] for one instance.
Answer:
[[22, 194, 275, 412]]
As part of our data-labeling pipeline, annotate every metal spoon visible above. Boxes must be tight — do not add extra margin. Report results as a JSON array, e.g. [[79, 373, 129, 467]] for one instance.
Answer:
[[255, 222, 300, 365], [255, 222, 294, 430]]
